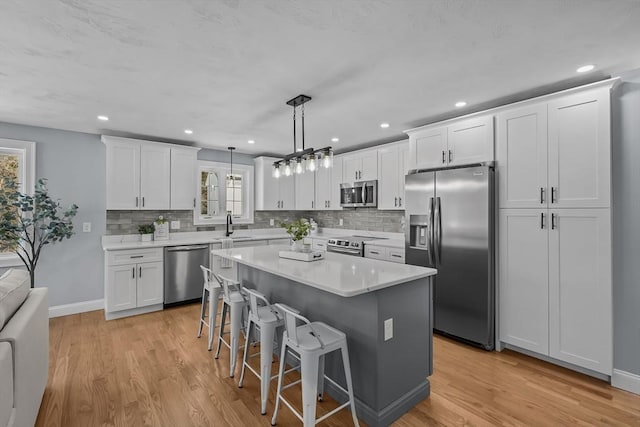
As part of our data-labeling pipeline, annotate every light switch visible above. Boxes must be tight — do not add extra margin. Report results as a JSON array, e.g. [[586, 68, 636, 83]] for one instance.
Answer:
[[270, 219, 275, 226], [82, 222, 91, 233], [339, 218, 344, 226], [170, 220, 180, 230], [384, 318, 393, 341]]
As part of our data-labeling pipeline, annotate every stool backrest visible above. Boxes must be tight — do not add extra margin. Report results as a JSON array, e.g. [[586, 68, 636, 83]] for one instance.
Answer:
[[200, 265, 214, 288], [243, 288, 272, 321], [217, 274, 241, 300], [274, 303, 310, 346]]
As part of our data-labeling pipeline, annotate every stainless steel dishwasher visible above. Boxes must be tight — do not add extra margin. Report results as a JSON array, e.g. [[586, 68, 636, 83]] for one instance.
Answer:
[[164, 245, 210, 306]]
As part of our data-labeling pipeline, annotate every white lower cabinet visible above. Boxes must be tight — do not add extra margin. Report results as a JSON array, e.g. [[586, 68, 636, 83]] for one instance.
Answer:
[[105, 248, 164, 319], [498, 208, 612, 375], [364, 245, 405, 264]]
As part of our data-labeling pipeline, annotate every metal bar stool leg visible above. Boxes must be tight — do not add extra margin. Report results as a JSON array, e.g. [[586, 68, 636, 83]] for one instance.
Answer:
[[207, 286, 221, 351], [215, 302, 228, 359]]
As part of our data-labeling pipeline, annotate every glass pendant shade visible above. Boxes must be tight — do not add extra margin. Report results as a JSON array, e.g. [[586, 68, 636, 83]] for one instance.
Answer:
[[272, 164, 280, 178], [284, 161, 292, 177], [306, 154, 317, 172], [295, 158, 304, 174], [322, 150, 333, 168]]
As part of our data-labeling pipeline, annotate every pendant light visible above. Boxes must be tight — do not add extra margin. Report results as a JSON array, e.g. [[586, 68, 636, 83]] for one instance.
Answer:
[[272, 94, 334, 178]]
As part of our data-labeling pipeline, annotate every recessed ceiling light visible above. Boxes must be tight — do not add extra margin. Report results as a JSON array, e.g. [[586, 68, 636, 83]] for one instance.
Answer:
[[380, 123, 390, 129], [97, 115, 109, 121], [576, 64, 595, 73], [331, 137, 339, 142], [248, 140, 255, 144], [184, 129, 193, 135], [455, 101, 467, 108]]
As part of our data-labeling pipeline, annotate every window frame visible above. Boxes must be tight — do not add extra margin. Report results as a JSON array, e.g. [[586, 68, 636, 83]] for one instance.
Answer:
[[0, 138, 35, 268], [193, 160, 254, 225]]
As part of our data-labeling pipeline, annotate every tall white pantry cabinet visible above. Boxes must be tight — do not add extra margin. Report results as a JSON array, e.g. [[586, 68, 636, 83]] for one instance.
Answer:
[[497, 80, 616, 376]]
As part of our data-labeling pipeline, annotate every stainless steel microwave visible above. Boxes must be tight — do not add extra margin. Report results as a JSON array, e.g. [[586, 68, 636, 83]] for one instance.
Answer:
[[340, 180, 377, 208]]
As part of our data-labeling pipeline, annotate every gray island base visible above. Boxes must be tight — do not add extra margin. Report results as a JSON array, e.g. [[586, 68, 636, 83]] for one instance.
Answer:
[[212, 246, 436, 427]]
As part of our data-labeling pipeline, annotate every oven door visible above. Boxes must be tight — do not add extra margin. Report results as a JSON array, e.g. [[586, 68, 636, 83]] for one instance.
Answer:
[[327, 245, 362, 256]]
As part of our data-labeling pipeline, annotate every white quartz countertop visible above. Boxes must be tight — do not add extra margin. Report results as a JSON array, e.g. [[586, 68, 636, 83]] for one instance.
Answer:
[[211, 245, 436, 297], [102, 232, 292, 251]]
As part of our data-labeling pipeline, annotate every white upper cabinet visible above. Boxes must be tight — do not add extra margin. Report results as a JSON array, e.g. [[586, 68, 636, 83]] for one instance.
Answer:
[[498, 209, 549, 355], [139, 144, 171, 210], [329, 156, 344, 210], [343, 148, 378, 182], [105, 137, 170, 210], [170, 148, 198, 210], [254, 156, 295, 211], [497, 103, 549, 208], [548, 209, 612, 374], [295, 171, 315, 210], [548, 87, 611, 208], [106, 138, 140, 210], [447, 115, 494, 166], [406, 115, 494, 170], [377, 141, 409, 210]]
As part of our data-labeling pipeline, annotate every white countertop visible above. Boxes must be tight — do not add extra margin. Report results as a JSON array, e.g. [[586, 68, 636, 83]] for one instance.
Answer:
[[211, 245, 435, 297]]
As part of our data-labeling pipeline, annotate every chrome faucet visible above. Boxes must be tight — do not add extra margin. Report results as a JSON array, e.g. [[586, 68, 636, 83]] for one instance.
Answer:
[[226, 212, 233, 237]]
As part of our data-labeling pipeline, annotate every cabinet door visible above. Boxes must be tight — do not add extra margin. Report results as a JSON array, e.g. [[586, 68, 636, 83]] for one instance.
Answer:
[[497, 104, 548, 208], [295, 171, 315, 210], [170, 149, 197, 210], [106, 264, 137, 312], [137, 261, 164, 307], [548, 88, 611, 208], [548, 209, 612, 374], [377, 145, 400, 210], [498, 209, 549, 355], [343, 156, 360, 182], [398, 143, 410, 208], [329, 156, 343, 210], [315, 166, 331, 211], [412, 126, 448, 170], [140, 144, 171, 210], [278, 176, 295, 210], [106, 140, 140, 210], [360, 150, 378, 181], [448, 115, 494, 166]]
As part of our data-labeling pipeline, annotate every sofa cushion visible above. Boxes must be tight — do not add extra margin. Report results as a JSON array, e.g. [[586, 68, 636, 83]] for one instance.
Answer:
[[0, 269, 30, 330], [0, 341, 14, 427]]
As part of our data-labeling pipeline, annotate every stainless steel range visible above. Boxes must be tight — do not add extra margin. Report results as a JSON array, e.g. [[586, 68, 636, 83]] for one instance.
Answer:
[[327, 236, 388, 256]]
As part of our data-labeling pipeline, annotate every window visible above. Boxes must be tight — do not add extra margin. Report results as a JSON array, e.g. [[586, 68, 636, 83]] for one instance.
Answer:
[[0, 139, 35, 266], [195, 160, 254, 225]]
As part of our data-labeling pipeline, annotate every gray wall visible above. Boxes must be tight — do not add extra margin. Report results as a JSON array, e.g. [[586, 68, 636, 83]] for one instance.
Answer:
[[0, 121, 106, 307], [612, 71, 640, 376]]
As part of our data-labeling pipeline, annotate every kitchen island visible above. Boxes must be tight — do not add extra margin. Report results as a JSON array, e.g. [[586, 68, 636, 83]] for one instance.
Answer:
[[212, 245, 437, 427]]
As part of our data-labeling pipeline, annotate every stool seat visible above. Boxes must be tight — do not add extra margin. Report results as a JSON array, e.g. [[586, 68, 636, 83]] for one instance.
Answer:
[[293, 323, 345, 352]]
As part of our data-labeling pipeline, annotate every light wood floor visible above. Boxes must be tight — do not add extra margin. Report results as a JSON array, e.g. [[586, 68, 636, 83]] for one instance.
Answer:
[[37, 304, 640, 426]]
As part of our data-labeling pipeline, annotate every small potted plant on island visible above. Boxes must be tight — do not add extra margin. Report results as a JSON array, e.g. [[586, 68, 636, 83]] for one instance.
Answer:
[[280, 219, 311, 252], [138, 223, 155, 242]]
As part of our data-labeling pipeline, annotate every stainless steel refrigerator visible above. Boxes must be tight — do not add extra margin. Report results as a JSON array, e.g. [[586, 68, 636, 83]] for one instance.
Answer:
[[405, 164, 495, 350]]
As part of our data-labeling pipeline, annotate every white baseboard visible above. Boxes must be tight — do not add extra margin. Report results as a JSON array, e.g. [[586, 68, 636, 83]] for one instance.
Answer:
[[48, 299, 104, 318], [612, 369, 640, 395]]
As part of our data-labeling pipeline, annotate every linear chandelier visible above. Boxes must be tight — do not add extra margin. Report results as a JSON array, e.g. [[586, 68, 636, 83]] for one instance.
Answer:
[[272, 94, 333, 178]]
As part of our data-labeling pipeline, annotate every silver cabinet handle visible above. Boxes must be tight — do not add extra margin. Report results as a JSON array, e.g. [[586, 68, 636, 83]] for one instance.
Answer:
[[142, 197, 145, 207], [394, 197, 398, 207], [311, 200, 314, 209], [281, 200, 284, 208], [551, 187, 557, 204], [139, 266, 142, 278], [355, 171, 357, 180], [442, 151, 446, 164], [391, 254, 402, 258], [136, 196, 139, 207], [399, 197, 402, 207], [130, 255, 143, 259], [540, 212, 545, 229], [448, 150, 453, 163], [551, 213, 557, 230], [370, 251, 380, 255], [540, 188, 545, 204], [132, 267, 135, 279], [328, 200, 330, 208], [193, 198, 196, 208]]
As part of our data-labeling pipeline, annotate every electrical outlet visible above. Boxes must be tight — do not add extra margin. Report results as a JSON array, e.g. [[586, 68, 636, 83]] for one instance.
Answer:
[[339, 218, 344, 226], [82, 222, 91, 233], [270, 219, 275, 226], [170, 220, 180, 230], [384, 318, 393, 341]]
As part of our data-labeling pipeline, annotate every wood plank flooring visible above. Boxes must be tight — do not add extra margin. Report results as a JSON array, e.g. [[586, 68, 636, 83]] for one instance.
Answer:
[[36, 303, 640, 426]]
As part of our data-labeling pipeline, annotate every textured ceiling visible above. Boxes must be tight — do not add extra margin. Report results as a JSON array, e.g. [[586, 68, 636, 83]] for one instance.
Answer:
[[1, 0, 640, 155]]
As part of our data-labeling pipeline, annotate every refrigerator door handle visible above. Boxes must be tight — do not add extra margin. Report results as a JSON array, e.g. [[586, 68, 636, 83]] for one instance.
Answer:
[[434, 196, 442, 265], [427, 197, 434, 265]]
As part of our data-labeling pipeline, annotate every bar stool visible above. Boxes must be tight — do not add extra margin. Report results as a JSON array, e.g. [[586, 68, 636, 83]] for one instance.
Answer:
[[213, 272, 249, 377], [237, 288, 284, 415], [197, 265, 221, 350], [271, 304, 359, 427]]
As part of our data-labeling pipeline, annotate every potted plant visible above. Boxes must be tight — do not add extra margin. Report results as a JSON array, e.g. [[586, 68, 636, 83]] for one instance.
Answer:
[[280, 219, 311, 252], [138, 223, 155, 242], [0, 177, 78, 288]]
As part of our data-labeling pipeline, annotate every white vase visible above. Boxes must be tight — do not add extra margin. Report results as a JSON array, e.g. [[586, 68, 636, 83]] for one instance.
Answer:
[[141, 234, 153, 242], [291, 240, 304, 252]]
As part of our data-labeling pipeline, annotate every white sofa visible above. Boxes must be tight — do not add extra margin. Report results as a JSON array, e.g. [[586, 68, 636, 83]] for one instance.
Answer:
[[0, 270, 48, 427]]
